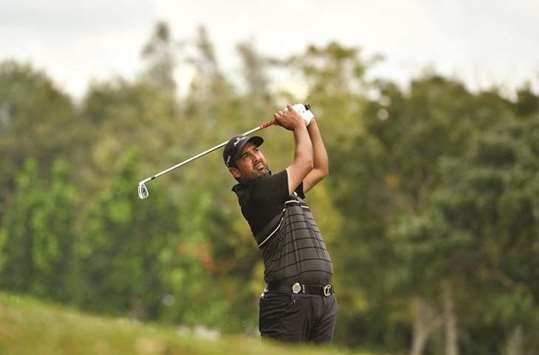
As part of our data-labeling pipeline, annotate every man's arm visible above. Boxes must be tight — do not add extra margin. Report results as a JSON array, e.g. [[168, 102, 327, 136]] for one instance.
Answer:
[[273, 105, 314, 196], [303, 118, 329, 193]]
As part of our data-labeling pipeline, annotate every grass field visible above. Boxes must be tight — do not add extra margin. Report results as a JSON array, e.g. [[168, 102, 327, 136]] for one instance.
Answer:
[[0, 292, 377, 355]]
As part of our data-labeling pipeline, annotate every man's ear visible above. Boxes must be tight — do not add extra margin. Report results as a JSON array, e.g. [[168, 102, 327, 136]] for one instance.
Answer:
[[228, 166, 241, 179]]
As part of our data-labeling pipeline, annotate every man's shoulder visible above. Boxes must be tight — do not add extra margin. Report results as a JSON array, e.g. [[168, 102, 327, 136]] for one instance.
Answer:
[[232, 182, 250, 207], [256, 169, 287, 185]]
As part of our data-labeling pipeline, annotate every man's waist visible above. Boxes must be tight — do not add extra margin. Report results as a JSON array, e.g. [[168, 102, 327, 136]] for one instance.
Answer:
[[266, 280, 334, 297]]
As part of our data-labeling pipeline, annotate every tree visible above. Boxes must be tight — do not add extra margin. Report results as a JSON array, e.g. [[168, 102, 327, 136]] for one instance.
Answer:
[[0, 60, 76, 220], [29, 159, 77, 301], [140, 21, 179, 96], [236, 40, 271, 104], [79, 78, 180, 193], [420, 111, 539, 354], [183, 26, 235, 124], [76, 152, 179, 320], [0, 159, 77, 302], [323, 73, 522, 352], [0, 160, 43, 293]]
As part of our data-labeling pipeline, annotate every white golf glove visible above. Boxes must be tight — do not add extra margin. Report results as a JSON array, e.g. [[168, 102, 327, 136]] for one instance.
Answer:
[[289, 103, 314, 127]]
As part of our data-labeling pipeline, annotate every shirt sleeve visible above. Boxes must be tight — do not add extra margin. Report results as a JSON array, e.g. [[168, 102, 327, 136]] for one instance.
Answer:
[[251, 169, 307, 207], [295, 181, 305, 199]]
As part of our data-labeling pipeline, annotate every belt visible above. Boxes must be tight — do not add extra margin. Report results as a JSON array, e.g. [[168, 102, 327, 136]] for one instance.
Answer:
[[267, 281, 334, 297]]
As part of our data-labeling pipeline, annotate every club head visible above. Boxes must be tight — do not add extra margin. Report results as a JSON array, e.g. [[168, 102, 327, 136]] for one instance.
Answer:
[[138, 182, 149, 199]]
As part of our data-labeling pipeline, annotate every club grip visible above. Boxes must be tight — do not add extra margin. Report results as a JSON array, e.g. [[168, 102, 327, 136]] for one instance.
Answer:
[[259, 119, 275, 129]]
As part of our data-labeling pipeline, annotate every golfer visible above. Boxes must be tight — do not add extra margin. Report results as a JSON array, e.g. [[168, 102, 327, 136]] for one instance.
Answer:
[[223, 105, 337, 343]]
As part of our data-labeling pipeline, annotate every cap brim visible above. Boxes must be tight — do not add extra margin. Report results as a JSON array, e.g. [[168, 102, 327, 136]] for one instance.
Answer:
[[246, 136, 263, 147], [231, 136, 264, 165]]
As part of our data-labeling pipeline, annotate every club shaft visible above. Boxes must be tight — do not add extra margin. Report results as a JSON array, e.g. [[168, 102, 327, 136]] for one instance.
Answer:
[[142, 120, 274, 183]]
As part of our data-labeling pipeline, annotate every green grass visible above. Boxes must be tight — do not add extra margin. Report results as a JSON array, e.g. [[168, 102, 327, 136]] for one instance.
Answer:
[[0, 292, 375, 355]]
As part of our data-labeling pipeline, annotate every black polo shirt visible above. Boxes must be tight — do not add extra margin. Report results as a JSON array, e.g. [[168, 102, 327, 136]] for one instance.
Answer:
[[232, 170, 304, 238], [232, 170, 333, 285]]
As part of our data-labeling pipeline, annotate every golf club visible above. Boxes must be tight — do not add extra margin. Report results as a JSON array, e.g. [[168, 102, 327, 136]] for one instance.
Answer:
[[137, 104, 313, 199]]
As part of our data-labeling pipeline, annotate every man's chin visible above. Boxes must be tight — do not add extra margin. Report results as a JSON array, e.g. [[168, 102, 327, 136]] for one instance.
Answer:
[[239, 169, 269, 183], [251, 169, 270, 179]]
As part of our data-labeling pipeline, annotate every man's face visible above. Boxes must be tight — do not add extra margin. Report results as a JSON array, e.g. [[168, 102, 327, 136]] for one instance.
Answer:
[[229, 142, 270, 182]]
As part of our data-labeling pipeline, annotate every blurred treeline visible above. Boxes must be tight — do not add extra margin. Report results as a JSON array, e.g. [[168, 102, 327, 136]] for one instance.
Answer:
[[1, 22, 539, 355]]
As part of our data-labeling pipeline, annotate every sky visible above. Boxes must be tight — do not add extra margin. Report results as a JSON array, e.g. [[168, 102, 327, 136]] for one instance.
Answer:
[[1, 0, 538, 98]]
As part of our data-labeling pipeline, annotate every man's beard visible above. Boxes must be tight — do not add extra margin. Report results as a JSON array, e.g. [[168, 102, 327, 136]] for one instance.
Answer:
[[238, 162, 270, 183]]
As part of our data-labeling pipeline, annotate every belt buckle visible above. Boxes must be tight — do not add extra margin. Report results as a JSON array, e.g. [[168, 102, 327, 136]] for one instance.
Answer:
[[323, 284, 332, 297], [292, 282, 303, 294]]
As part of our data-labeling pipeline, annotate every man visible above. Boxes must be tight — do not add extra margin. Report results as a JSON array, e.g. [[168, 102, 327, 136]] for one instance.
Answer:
[[223, 105, 337, 343]]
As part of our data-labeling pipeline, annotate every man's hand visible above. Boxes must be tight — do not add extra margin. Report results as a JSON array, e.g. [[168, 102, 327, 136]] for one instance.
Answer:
[[273, 105, 304, 131]]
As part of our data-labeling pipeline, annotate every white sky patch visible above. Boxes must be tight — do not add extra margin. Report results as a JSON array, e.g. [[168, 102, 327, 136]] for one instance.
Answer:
[[1, 0, 538, 98]]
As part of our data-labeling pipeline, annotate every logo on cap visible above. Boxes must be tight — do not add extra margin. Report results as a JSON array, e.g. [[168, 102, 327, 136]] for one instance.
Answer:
[[233, 137, 242, 146]]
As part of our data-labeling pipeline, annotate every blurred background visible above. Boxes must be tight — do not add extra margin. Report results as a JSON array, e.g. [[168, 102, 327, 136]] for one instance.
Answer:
[[1, 1, 538, 354]]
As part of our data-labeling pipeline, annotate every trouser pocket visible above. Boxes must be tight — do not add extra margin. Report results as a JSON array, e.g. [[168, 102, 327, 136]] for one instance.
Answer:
[[259, 292, 305, 342]]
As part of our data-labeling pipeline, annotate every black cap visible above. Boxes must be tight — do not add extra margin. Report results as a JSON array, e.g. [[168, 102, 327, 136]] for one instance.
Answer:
[[223, 135, 264, 167]]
